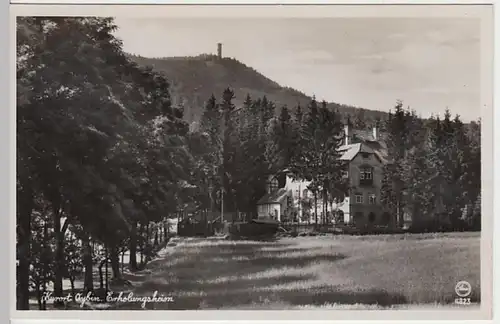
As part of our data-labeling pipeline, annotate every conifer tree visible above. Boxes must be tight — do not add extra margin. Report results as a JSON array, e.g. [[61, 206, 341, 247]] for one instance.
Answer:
[[381, 101, 408, 227], [220, 88, 238, 215]]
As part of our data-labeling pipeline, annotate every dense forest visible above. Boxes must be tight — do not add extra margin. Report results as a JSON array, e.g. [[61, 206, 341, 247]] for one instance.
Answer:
[[17, 17, 481, 310]]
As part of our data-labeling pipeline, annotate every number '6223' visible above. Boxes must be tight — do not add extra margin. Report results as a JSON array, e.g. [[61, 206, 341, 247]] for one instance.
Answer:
[[455, 298, 471, 305]]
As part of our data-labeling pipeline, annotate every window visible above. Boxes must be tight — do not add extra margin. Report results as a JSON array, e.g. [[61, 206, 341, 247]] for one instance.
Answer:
[[368, 212, 376, 223], [368, 194, 376, 204], [269, 178, 279, 192], [361, 168, 373, 180], [362, 153, 370, 159], [303, 189, 309, 199], [359, 167, 374, 186], [341, 170, 349, 178], [355, 194, 363, 204]]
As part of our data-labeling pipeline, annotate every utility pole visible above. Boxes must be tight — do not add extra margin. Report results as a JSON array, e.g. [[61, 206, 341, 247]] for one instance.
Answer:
[[298, 184, 301, 224], [221, 188, 224, 223]]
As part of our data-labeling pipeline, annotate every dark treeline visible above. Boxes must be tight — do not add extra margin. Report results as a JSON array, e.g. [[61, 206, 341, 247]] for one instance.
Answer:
[[17, 17, 192, 310], [16, 17, 481, 310], [194, 92, 349, 224], [381, 102, 481, 232]]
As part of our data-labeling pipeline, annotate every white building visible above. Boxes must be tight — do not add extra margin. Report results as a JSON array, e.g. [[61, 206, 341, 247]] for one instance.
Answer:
[[256, 170, 350, 224]]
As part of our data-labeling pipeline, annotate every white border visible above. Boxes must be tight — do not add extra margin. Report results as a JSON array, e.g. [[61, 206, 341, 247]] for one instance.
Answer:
[[8, 2, 496, 323], [2, 1, 10, 324], [6, 0, 499, 4]]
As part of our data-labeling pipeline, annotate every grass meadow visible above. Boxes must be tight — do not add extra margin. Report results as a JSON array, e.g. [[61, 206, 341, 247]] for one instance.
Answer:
[[113, 232, 480, 310]]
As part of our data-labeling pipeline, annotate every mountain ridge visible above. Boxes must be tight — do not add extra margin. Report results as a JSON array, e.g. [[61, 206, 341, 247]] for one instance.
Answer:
[[128, 53, 390, 125]]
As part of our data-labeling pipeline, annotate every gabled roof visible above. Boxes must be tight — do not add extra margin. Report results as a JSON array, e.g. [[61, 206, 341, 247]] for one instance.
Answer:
[[257, 188, 289, 205], [338, 143, 376, 161], [338, 143, 361, 161]]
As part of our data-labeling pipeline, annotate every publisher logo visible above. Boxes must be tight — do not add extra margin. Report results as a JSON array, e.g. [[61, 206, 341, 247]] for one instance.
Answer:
[[455, 281, 472, 298]]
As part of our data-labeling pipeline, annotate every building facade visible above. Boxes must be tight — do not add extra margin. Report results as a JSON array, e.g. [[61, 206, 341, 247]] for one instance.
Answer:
[[256, 123, 391, 229]]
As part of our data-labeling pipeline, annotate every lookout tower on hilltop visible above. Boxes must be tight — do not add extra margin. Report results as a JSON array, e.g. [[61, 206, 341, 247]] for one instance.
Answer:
[[217, 43, 222, 59]]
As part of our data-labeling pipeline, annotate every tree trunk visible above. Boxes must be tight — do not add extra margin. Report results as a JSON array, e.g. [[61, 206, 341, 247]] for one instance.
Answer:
[[330, 200, 334, 225], [16, 184, 33, 310], [83, 235, 94, 292], [397, 198, 403, 228], [70, 278, 76, 301], [154, 227, 159, 246], [164, 220, 168, 241], [145, 223, 150, 246], [36, 285, 42, 310], [105, 246, 109, 292], [323, 190, 328, 225], [138, 223, 144, 265], [314, 191, 318, 227], [41, 218, 50, 309], [98, 260, 105, 289], [53, 209, 65, 307], [41, 279, 47, 310], [110, 245, 121, 279], [121, 251, 125, 274], [129, 220, 138, 271]]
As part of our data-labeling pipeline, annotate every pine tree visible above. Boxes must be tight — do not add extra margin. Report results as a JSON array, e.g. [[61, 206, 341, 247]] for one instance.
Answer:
[[381, 101, 409, 228], [295, 103, 304, 126], [269, 105, 294, 170], [289, 98, 345, 226], [198, 94, 223, 215], [353, 109, 367, 129], [220, 88, 238, 215], [401, 123, 433, 225]]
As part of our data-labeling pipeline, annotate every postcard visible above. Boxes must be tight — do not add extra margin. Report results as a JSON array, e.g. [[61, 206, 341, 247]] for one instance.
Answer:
[[10, 3, 494, 322]]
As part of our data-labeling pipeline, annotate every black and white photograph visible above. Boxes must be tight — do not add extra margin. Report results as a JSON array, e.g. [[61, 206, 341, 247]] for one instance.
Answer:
[[14, 4, 493, 316]]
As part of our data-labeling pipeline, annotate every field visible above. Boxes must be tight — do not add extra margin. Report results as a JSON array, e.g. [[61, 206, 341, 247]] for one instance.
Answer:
[[111, 232, 480, 310]]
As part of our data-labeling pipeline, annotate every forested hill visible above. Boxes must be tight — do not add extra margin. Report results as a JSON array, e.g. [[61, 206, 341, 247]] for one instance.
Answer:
[[128, 53, 389, 125]]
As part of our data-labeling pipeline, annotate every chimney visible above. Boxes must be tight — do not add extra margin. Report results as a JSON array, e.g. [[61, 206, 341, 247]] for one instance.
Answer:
[[344, 123, 352, 146], [372, 125, 378, 141], [217, 43, 222, 59]]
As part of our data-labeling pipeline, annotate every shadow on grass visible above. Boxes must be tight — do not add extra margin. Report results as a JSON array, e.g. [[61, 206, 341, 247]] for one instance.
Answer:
[[122, 272, 149, 282], [140, 246, 346, 289], [116, 240, 354, 310], [110, 237, 481, 310], [142, 241, 293, 272]]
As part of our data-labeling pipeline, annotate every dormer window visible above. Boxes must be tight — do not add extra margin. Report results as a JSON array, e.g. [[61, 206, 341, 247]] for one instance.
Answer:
[[268, 178, 279, 193]]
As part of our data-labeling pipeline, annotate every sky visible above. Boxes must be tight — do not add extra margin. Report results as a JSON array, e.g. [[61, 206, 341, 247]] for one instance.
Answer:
[[113, 17, 481, 121]]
